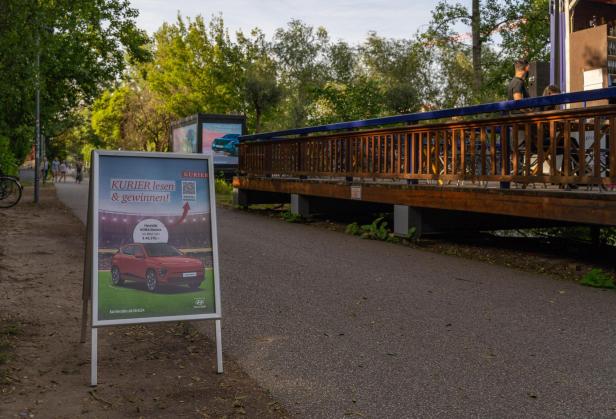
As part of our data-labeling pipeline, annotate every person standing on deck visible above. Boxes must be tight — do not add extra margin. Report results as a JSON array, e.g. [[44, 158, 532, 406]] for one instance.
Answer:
[[507, 59, 530, 101], [500, 59, 530, 188]]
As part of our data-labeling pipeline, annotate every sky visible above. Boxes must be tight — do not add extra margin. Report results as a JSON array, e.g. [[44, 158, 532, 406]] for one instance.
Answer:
[[131, 0, 453, 44]]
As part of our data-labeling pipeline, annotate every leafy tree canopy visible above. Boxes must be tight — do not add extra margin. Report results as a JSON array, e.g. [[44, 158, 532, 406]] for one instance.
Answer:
[[0, 0, 149, 163]]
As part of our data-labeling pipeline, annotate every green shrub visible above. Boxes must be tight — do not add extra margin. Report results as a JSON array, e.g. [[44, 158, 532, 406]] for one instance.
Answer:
[[580, 268, 615, 289], [346, 217, 399, 243], [215, 178, 233, 196], [345, 222, 361, 235], [0, 136, 18, 175], [360, 217, 390, 241], [281, 210, 302, 223], [601, 227, 616, 247]]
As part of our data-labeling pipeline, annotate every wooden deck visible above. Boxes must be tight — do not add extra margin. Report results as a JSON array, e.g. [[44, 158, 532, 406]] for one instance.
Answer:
[[234, 177, 616, 226], [236, 105, 616, 228]]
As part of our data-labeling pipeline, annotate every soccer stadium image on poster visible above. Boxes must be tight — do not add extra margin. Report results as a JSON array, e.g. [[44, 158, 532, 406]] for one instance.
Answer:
[[91, 151, 221, 326]]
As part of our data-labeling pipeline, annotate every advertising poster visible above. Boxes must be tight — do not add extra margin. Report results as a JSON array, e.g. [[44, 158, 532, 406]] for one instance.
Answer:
[[202, 122, 242, 165], [92, 151, 221, 326], [172, 124, 198, 153]]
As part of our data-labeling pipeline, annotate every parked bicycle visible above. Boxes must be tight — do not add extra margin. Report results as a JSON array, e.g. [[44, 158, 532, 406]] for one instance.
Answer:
[[0, 165, 22, 208]]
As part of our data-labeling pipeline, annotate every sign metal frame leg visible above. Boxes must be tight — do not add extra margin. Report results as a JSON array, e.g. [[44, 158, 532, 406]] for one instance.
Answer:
[[91, 327, 98, 386], [215, 319, 223, 373], [80, 174, 94, 343]]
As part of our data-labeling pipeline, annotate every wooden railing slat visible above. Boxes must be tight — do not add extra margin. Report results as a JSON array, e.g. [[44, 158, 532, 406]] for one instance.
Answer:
[[550, 121, 556, 176], [452, 129, 457, 175], [490, 127, 496, 176], [524, 123, 531, 177], [512, 124, 519, 176], [578, 118, 585, 177], [460, 129, 466, 178], [480, 127, 487, 177], [610, 117, 616, 179], [536, 123, 544, 175], [564, 120, 571, 177]]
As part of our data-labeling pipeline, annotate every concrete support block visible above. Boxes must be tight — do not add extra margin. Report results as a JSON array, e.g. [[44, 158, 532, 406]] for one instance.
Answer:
[[394, 205, 422, 238], [232, 188, 249, 207], [291, 194, 310, 218]]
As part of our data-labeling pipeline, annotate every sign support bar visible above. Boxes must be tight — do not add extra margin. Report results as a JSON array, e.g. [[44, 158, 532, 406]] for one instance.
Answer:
[[91, 328, 98, 386], [216, 319, 223, 373]]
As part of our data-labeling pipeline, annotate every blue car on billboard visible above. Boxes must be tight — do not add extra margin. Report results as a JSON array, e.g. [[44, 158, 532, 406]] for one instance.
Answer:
[[211, 133, 240, 157]]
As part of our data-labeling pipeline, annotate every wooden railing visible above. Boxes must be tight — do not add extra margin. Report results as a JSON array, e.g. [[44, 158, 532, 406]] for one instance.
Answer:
[[239, 106, 616, 186]]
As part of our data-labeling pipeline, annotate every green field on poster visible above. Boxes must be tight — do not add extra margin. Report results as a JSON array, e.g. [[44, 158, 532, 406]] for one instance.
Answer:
[[97, 269, 215, 320]]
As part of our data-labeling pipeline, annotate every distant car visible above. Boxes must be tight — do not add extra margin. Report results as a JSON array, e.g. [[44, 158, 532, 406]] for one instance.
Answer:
[[211, 133, 240, 156], [111, 243, 204, 292]]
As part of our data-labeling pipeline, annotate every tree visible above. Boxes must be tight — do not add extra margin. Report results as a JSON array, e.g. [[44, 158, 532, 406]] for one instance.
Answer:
[[91, 78, 170, 152], [243, 58, 282, 132], [237, 29, 282, 132], [312, 41, 383, 122], [48, 108, 101, 163], [272, 20, 329, 127], [362, 33, 434, 114], [424, 0, 550, 104], [0, 0, 149, 164], [145, 14, 245, 118]]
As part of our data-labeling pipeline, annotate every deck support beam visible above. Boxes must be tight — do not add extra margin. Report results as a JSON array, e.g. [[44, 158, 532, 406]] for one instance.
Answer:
[[232, 188, 248, 207], [291, 194, 311, 217]]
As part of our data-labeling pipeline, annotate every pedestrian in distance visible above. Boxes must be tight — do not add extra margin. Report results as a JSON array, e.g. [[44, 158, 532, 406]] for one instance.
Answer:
[[59, 160, 67, 182], [75, 161, 83, 183], [41, 157, 49, 184], [51, 157, 60, 182], [541, 84, 563, 111]]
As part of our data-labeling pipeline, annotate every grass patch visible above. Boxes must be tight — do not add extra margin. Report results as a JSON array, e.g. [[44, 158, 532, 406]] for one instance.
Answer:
[[281, 210, 303, 223], [580, 268, 615, 289], [215, 178, 233, 205]]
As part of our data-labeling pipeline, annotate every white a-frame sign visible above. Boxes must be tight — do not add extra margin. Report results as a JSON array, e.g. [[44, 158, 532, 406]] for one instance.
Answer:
[[80, 150, 223, 386]]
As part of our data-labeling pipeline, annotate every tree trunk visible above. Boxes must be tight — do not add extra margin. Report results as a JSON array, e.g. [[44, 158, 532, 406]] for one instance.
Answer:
[[255, 105, 262, 133], [471, 0, 482, 93]]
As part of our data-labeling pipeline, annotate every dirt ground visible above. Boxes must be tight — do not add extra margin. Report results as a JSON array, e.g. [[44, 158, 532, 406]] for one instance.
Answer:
[[0, 186, 288, 418]]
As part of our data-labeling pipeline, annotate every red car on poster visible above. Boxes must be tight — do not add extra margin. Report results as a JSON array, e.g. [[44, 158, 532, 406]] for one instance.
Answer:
[[111, 243, 204, 292]]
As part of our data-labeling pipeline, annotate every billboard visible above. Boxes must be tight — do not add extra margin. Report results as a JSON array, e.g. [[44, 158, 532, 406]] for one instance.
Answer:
[[170, 114, 246, 169], [172, 124, 198, 153], [202, 122, 242, 165], [91, 151, 221, 326]]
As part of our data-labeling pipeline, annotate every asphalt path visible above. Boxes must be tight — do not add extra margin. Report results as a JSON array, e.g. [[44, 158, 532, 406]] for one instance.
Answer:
[[56, 181, 616, 418]]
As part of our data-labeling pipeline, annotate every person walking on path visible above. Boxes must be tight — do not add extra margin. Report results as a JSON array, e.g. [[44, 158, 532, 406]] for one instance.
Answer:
[[75, 161, 83, 183], [40, 157, 49, 184], [59, 160, 67, 183], [51, 157, 60, 182]]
